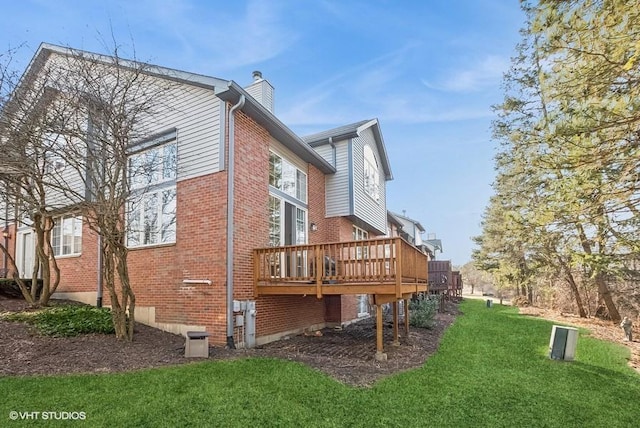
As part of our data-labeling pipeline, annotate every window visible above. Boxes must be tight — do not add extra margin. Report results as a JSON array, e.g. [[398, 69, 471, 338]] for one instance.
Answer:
[[269, 151, 307, 203], [353, 226, 370, 317], [352, 225, 369, 260], [352, 225, 369, 241], [51, 215, 82, 256], [363, 145, 380, 202], [43, 132, 68, 174], [268, 196, 281, 247], [127, 140, 177, 247], [357, 295, 370, 318]]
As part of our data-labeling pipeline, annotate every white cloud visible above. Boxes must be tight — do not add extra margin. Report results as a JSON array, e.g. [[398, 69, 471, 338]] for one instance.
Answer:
[[122, 0, 298, 71], [422, 55, 509, 92]]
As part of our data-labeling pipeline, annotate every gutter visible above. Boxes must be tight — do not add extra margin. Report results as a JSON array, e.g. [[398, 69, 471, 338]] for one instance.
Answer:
[[226, 94, 245, 349]]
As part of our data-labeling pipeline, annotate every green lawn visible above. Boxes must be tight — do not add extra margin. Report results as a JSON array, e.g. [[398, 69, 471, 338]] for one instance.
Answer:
[[2, 300, 639, 427]]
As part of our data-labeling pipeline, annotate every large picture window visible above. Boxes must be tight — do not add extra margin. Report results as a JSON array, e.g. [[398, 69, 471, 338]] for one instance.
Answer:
[[269, 151, 307, 203], [51, 215, 82, 256], [363, 145, 380, 202], [127, 139, 177, 247]]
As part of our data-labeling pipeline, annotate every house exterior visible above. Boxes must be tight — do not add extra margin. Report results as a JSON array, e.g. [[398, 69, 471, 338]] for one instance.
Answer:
[[1, 43, 428, 354]]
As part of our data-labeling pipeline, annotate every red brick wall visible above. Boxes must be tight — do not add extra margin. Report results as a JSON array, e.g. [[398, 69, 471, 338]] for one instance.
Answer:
[[128, 171, 227, 335], [54, 219, 99, 293], [47, 101, 385, 345], [233, 110, 326, 338]]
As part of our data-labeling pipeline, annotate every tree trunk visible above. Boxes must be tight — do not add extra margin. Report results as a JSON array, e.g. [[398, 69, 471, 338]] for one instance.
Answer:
[[563, 263, 587, 318], [595, 273, 621, 322]]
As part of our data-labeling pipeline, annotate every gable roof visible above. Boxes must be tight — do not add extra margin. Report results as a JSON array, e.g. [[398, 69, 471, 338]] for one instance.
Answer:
[[302, 118, 393, 180], [391, 211, 426, 233], [214, 81, 336, 174], [27, 43, 230, 91], [19, 43, 337, 175], [387, 210, 404, 228]]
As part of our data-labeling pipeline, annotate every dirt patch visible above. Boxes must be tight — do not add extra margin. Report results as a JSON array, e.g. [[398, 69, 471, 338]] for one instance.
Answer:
[[0, 296, 460, 387], [519, 306, 640, 373]]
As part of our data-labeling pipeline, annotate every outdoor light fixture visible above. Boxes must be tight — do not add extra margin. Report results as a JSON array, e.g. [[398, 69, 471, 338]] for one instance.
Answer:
[[2, 229, 9, 239], [310, 222, 318, 232]]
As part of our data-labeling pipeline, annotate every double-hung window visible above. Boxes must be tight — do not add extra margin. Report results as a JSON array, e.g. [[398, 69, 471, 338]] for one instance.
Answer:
[[127, 135, 177, 247], [51, 215, 82, 256]]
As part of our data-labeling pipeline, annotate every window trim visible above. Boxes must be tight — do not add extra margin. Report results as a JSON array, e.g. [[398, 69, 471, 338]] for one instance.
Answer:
[[363, 145, 380, 203], [269, 150, 307, 204], [51, 214, 83, 257], [126, 137, 178, 249]]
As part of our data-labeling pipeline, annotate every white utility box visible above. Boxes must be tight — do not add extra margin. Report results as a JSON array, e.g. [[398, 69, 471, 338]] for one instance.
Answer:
[[549, 325, 578, 361]]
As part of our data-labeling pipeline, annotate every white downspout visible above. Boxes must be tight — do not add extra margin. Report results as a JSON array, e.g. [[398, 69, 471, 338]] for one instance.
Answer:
[[226, 94, 245, 349], [328, 136, 336, 168]]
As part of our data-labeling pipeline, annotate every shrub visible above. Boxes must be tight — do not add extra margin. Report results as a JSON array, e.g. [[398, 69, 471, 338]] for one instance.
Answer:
[[2, 305, 115, 337], [512, 296, 530, 307], [0, 278, 43, 298], [409, 295, 439, 329]]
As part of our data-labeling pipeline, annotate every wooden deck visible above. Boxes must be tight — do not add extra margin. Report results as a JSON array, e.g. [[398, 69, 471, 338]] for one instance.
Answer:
[[253, 237, 429, 359], [253, 237, 428, 298]]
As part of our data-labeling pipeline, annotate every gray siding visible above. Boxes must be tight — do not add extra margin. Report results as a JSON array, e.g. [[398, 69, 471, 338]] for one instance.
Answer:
[[323, 140, 350, 217], [351, 128, 387, 233], [157, 83, 222, 181]]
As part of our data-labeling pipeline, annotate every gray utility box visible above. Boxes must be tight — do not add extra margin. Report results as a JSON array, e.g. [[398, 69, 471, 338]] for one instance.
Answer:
[[185, 331, 210, 358], [549, 325, 578, 361]]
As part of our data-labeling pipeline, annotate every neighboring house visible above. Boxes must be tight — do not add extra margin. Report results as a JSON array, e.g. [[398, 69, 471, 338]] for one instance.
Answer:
[[386, 211, 405, 239], [390, 211, 425, 248], [1, 43, 428, 357]]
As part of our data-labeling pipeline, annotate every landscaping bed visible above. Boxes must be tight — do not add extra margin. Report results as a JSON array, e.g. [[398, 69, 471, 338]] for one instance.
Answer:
[[0, 296, 460, 386]]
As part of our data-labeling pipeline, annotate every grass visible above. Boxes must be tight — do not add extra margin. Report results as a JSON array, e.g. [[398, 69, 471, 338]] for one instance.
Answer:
[[2, 300, 639, 427]]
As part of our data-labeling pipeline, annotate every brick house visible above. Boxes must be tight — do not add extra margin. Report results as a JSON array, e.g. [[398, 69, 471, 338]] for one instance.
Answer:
[[2, 43, 427, 355]]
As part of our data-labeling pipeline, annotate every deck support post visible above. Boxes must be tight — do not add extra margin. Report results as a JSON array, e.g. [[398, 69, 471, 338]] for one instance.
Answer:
[[404, 299, 409, 339], [404, 298, 410, 336], [375, 304, 387, 361], [392, 301, 400, 347]]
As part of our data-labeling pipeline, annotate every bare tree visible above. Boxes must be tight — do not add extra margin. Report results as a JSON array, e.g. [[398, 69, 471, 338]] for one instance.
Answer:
[[1, 41, 178, 339], [0, 44, 63, 306]]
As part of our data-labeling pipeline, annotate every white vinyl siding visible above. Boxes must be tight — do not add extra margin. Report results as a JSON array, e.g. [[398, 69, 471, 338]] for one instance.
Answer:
[[321, 140, 351, 217], [151, 84, 222, 181], [42, 131, 88, 210], [352, 128, 386, 233], [38, 52, 222, 213]]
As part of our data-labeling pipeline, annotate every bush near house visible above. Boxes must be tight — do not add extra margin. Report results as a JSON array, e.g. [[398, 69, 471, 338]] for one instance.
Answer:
[[1, 305, 114, 337], [409, 295, 439, 328], [0, 278, 43, 298]]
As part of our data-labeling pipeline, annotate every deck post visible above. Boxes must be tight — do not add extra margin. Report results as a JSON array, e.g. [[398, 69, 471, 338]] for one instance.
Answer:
[[253, 250, 259, 297], [404, 298, 410, 335], [392, 300, 400, 347], [395, 238, 402, 299], [315, 245, 323, 299], [375, 304, 387, 361]]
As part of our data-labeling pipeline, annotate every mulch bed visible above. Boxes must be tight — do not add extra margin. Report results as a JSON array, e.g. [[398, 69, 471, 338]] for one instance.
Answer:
[[0, 296, 460, 387]]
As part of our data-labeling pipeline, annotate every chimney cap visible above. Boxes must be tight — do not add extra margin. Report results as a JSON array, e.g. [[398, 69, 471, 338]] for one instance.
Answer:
[[252, 70, 263, 81]]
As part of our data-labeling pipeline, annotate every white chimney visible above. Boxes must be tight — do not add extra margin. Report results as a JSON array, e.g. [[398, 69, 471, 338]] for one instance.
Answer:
[[245, 70, 274, 113]]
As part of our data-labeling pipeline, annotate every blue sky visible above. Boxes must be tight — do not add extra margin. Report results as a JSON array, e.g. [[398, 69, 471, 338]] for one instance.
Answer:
[[2, 0, 525, 265]]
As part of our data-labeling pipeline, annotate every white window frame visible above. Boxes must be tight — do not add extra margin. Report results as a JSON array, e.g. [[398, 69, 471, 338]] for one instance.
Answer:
[[51, 215, 82, 257], [126, 139, 177, 248], [363, 145, 380, 203], [269, 151, 307, 204]]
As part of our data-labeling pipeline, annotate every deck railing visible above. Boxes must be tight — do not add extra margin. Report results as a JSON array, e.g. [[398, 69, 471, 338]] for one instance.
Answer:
[[253, 237, 428, 296]]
